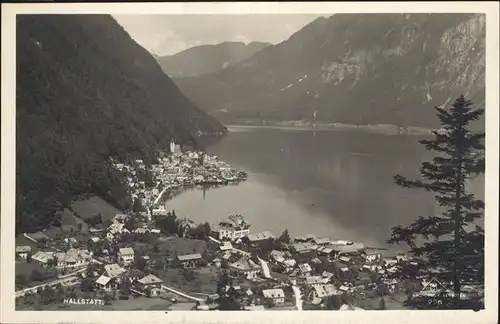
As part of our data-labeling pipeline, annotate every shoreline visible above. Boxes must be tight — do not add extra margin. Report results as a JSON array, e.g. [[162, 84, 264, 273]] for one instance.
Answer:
[[224, 122, 436, 136]]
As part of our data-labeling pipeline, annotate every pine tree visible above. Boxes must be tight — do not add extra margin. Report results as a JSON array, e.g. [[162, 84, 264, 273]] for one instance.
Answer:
[[278, 229, 291, 244], [387, 95, 485, 309]]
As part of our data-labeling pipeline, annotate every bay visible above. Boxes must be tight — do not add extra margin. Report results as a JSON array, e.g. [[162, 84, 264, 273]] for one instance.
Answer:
[[166, 126, 484, 252]]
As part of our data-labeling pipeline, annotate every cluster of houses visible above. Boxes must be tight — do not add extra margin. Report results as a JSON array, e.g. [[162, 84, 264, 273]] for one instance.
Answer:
[[188, 214, 429, 309], [17, 203, 469, 311], [111, 145, 247, 221]]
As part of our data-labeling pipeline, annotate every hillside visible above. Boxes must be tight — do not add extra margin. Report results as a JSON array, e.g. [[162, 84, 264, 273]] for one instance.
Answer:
[[174, 14, 485, 128], [16, 14, 226, 233], [157, 41, 270, 77]]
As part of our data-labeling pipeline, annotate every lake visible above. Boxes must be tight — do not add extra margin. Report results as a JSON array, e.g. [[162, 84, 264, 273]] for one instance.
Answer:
[[166, 126, 484, 252]]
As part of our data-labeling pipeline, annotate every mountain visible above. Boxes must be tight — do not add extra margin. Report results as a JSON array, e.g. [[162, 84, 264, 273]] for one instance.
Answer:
[[157, 41, 271, 77], [16, 14, 226, 233], [174, 14, 485, 128]]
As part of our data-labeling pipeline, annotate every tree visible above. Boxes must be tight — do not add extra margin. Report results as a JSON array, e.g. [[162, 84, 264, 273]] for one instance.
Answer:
[[80, 277, 95, 292], [387, 95, 485, 309], [278, 229, 291, 244], [29, 269, 44, 282], [132, 198, 145, 213]]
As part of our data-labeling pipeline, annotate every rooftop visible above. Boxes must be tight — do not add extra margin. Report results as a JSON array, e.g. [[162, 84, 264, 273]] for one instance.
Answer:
[[219, 213, 250, 229], [105, 263, 126, 278], [313, 284, 337, 298], [262, 288, 285, 299], [16, 246, 31, 253], [119, 247, 135, 255], [138, 274, 163, 285], [246, 231, 274, 242], [177, 253, 202, 261], [95, 274, 112, 286]]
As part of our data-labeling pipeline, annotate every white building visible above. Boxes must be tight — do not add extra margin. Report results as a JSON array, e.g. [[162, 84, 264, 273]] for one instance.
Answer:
[[118, 247, 135, 265], [217, 214, 251, 240], [15, 246, 31, 259], [170, 141, 182, 154], [152, 205, 168, 216], [262, 288, 285, 304]]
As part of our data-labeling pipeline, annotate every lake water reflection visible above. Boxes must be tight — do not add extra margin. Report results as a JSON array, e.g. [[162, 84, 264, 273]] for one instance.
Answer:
[[166, 126, 484, 252]]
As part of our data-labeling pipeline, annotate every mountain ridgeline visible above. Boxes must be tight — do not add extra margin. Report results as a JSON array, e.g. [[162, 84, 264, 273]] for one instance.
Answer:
[[16, 14, 226, 233], [174, 14, 485, 129], [157, 41, 271, 77]]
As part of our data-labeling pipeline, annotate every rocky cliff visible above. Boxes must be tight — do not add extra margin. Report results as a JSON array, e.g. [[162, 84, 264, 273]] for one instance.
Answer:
[[174, 14, 485, 128]]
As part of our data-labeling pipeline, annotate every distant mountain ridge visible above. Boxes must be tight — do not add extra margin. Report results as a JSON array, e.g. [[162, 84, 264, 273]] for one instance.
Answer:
[[16, 14, 226, 233], [156, 41, 271, 77], [174, 14, 485, 128]]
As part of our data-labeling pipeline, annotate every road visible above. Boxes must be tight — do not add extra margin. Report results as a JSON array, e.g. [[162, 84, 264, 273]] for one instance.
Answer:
[[160, 284, 204, 302]]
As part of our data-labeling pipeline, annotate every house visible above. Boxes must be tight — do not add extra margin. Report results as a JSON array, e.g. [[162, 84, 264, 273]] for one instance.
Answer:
[[150, 229, 161, 235], [133, 228, 149, 234], [246, 231, 274, 245], [177, 219, 195, 237], [15, 246, 31, 259], [107, 222, 129, 236], [152, 205, 169, 216], [339, 267, 350, 279], [316, 246, 335, 257], [64, 237, 78, 246], [338, 256, 351, 263], [292, 242, 318, 254], [118, 247, 135, 265], [334, 243, 365, 255], [177, 253, 203, 268], [309, 284, 338, 301], [283, 259, 296, 270], [217, 214, 251, 240], [169, 141, 182, 154], [89, 237, 101, 244], [298, 263, 312, 274], [123, 268, 145, 283], [365, 252, 381, 263], [219, 241, 233, 251], [416, 277, 453, 297], [313, 237, 331, 246], [383, 258, 398, 268], [95, 274, 116, 291], [303, 275, 329, 287], [114, 214, 129, 224], [294, 234, 316, 243], [137, 274, 163, 296], [105, 263, 127, 279], [262, 288, 285, 304], [229, 256, 261, 278], [31, 251, 52, 267], [321, 271, 335, 281]]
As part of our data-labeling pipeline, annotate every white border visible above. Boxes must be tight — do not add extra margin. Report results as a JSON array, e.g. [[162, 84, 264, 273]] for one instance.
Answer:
[[1, 2, 498, 324]]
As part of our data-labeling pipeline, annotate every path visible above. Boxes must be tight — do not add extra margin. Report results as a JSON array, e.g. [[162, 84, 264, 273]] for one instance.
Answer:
[[16, 275, 79, 298], [160, 284, 204, 302], [292, 286, 303, 311]]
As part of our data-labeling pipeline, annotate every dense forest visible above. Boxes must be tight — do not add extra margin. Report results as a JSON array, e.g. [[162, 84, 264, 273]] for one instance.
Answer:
[[16, 15, 226, 234]]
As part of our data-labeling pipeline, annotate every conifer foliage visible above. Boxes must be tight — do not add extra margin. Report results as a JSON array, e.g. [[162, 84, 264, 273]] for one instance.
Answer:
[[387, 95, 485, 309]]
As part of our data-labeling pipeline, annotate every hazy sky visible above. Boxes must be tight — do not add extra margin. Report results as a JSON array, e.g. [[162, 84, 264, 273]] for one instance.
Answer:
[[113, 14, 327, 56]]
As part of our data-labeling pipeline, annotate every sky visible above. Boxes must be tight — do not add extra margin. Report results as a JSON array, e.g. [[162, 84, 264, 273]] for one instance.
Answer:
[[113, 14, 327, 56]]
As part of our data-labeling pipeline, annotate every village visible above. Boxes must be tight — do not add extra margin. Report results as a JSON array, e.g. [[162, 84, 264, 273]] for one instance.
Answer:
[[14, 142, 482, 311]]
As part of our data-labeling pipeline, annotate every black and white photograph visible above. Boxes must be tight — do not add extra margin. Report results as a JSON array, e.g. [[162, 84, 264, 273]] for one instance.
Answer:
[[1, 2, 498, 324]]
